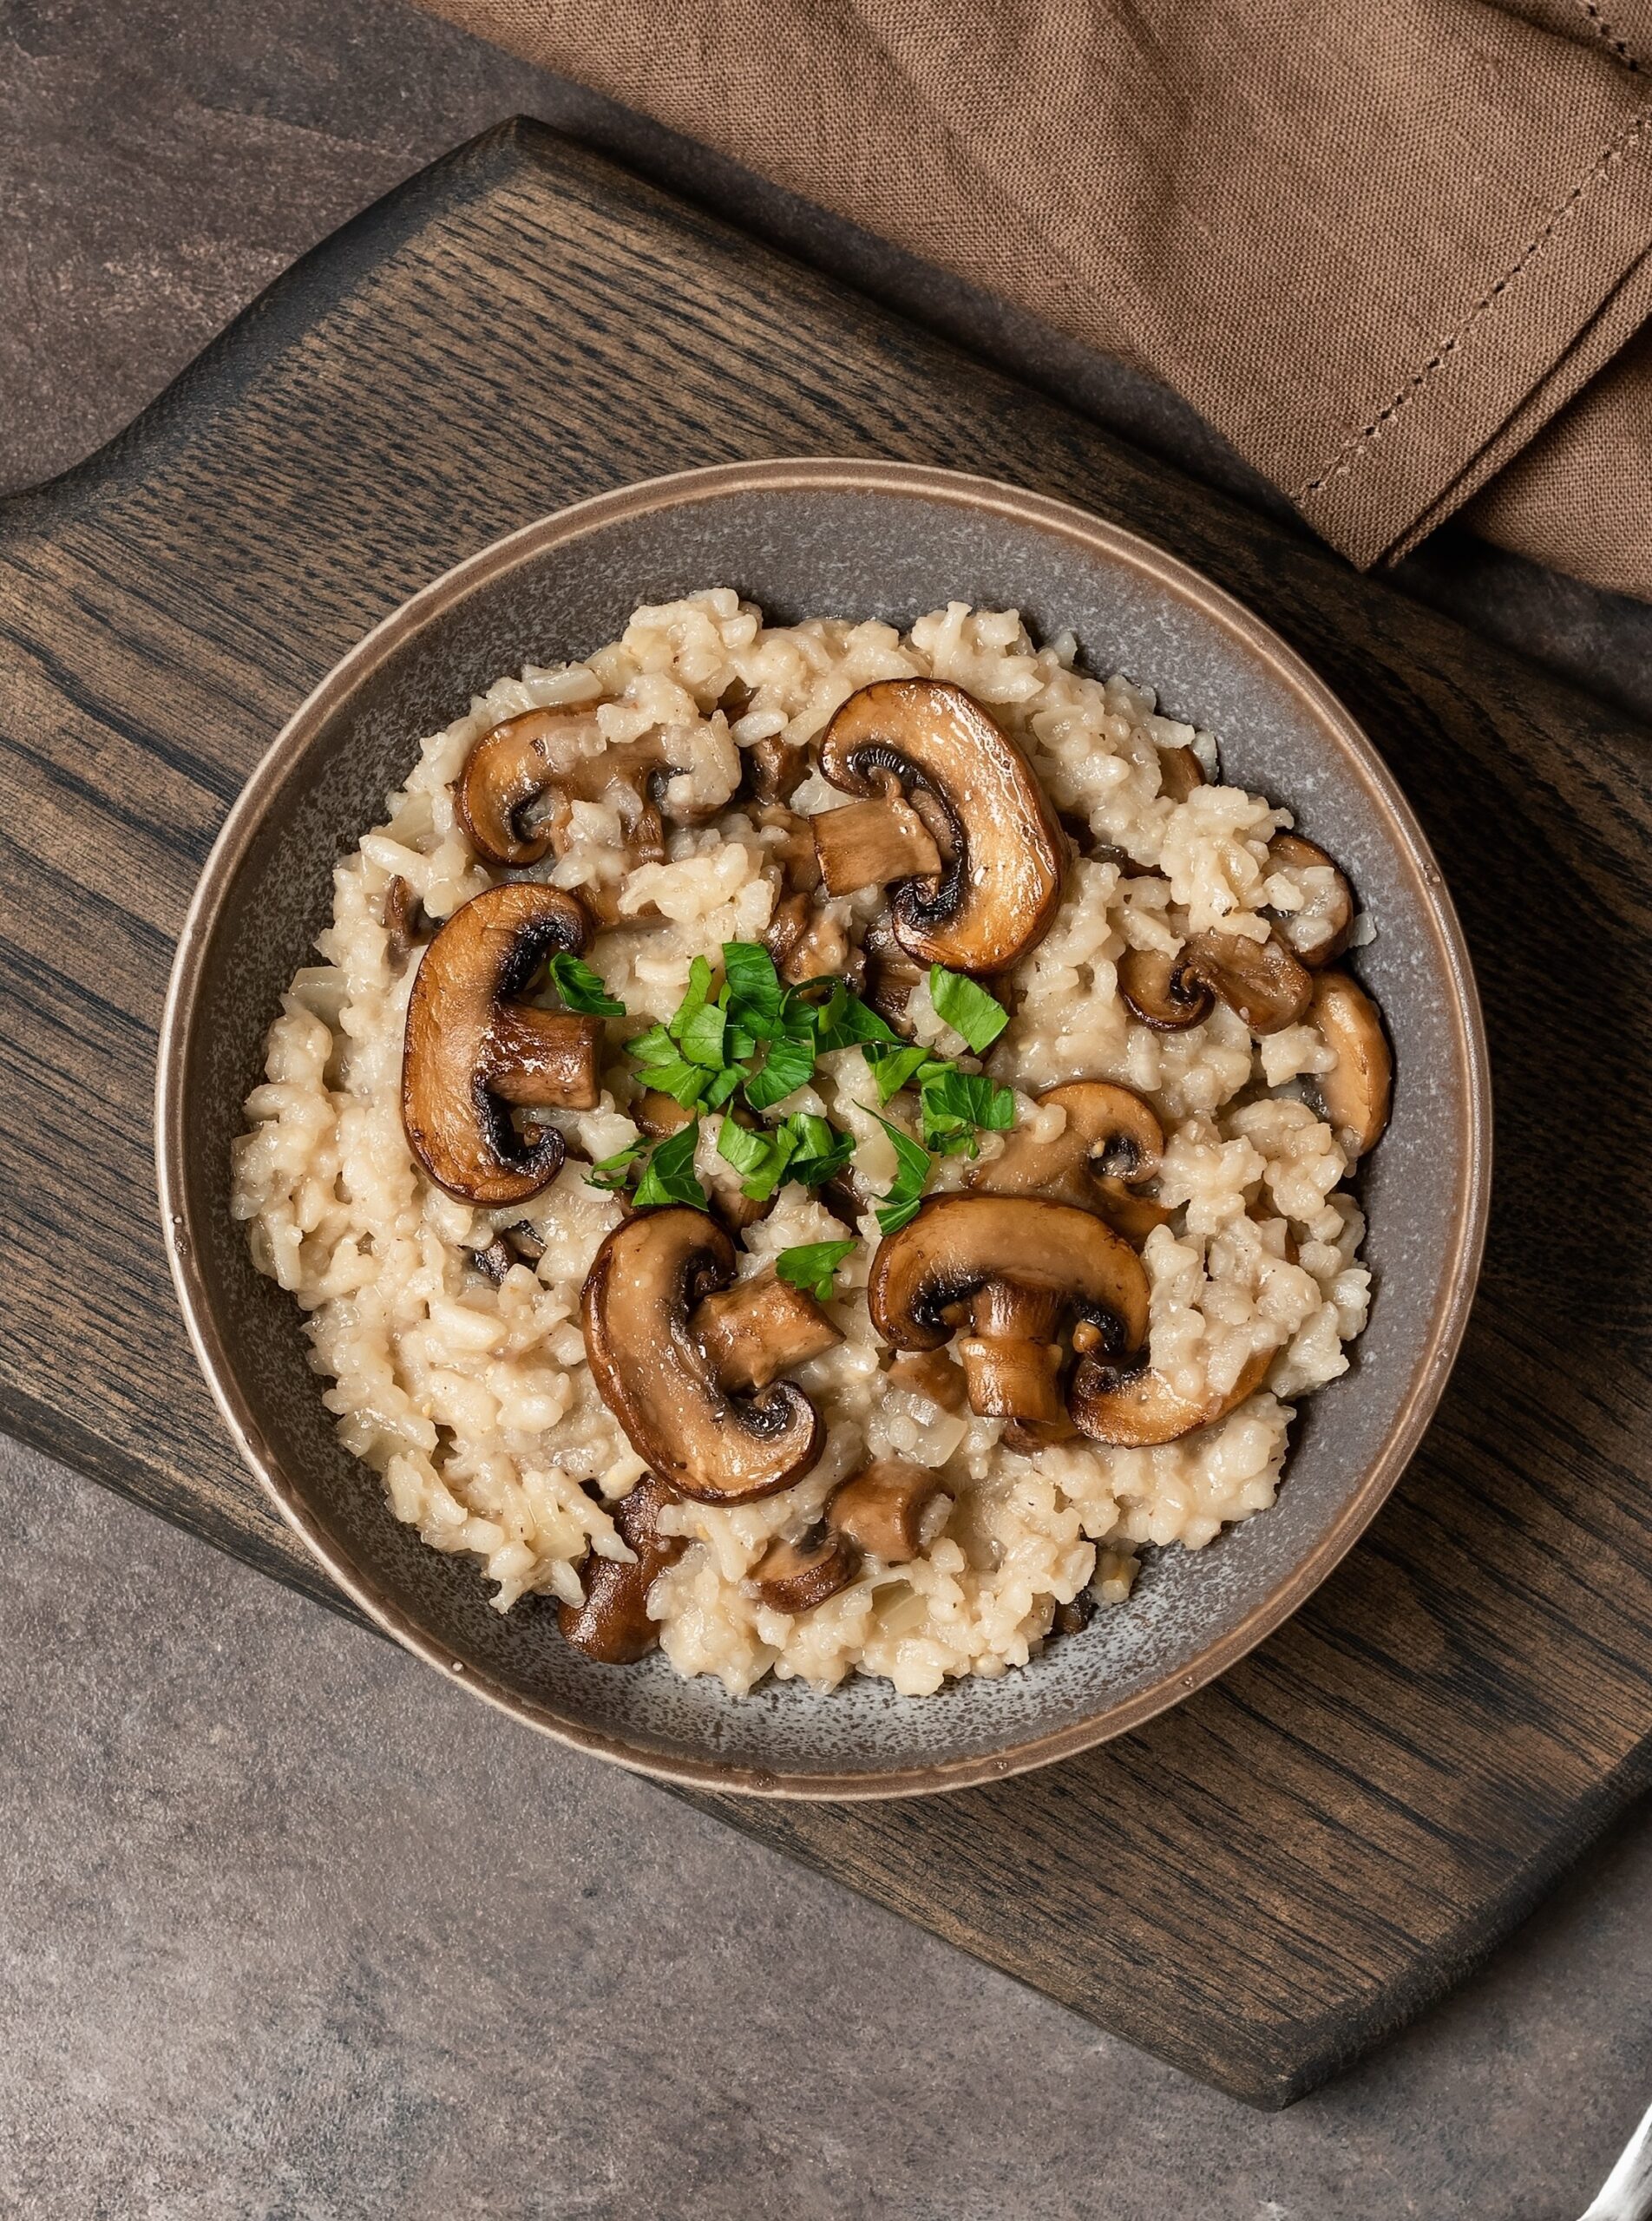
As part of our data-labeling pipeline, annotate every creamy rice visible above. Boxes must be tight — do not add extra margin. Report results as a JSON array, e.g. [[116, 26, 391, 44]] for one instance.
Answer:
[[232, 593, 1374, 1697]]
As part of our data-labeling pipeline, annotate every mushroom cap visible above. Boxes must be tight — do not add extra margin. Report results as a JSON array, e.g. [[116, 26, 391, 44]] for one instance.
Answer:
[[818, 678, 1065, 974], [402, 881, 600, 1207], [1310, 968, 1393, 1158], [867, 1194, 1150, 1361], [1069, 1346, 1272, 1447], [1118, 946, 1214, 1032], [745, 1524, 861, 1613], [580, 1208, 823, 1504], [456, 708, 595, 867], [972, 1081, 1164, 1208], [1268, 831, 1354, 967]]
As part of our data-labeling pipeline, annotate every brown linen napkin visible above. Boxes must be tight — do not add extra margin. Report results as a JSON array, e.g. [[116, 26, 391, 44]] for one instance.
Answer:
[[416, 0, 1652, 601]]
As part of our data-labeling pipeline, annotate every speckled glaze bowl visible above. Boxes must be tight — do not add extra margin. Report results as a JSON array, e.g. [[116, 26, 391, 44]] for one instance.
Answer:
[[157, 460, 1490, 1798]]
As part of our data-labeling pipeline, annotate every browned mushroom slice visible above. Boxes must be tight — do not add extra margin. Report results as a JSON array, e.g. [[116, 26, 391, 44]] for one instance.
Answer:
[[1181, 929, 1312, 1034], [970, 1081, 1170, 1245], [746, 1524, 861, 1613], [1157, 744, 1206, 803], [1070, 1346, 1273, 1448], [402, 883, 602, 1206], [581, 1208, 829, 1503], [1052, 1592, 1095, 1636], [859, 913, 927, 1033], [886, 1348, 968, 1412], [764, 888, 854, 987], [826, 1460, 947, 1563], [456, 707, 733, 881], [383, 875, 427, 974], [1310, 969, 1393, 1157], [868, 1195, 1150, 1429], [467, 1235, 515, 1284], [693, 1269, 842, 1392], [557, 1475, 685, 1663], [744, 731, 811, 806], [1268, 831, 1354, 967], [812, 792, 942, 895], [633, 1089, 692, 1140], [1118, 946, 1215, 1031], [815, 679, 1065, 974]]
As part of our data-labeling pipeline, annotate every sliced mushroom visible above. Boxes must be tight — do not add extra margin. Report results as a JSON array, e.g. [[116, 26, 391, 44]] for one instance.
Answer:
[[581, 1209, 828, 1502], [1309, 969, 1393, 1158], [814, 679, 1065, 974], [383, 875, 427, 974], [868, 1195, 1150, 1428], [1070, 1346, 1272, 1448], [557, 1475, 685, 1663], [467, 1235, 515, 1284], [826, 1460, 947, 1563], [859, 913, 927, 1033], [970, 1081, 1171, 1246], [402, 883, 602, 1206], [744, 731, 810, 806], [1181, 928, 1312, 1035], [693, 1268, 842, 1392], [1052, 1591, 1096, 1636], [886, 1348, 968, 1412], [633, 1089, 692, 1140], [1268, 831, 1354, 967], [1157, 744, 1206, 803], [456, 709, 735, 916], [1118, 946, 1214, 1031], [746, 1523, 861, 1613]]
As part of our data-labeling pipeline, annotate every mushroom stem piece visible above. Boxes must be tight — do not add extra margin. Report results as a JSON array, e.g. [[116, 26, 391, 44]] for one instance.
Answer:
[[1310, 969, 1393, 1157], [868, 1195, 1150, 1426], [581, 1209, 825, 1503], [826, 1460, 947, 1564], [402, 882, 600, 1206], [557, 1476, 685, 1664], [1070, 1347, 1272, 1448], [812, 795, 942, 895], [692, 1270, 842, 1393], [1268, 832, 1354, 967], [817, 679, 1065, 974]]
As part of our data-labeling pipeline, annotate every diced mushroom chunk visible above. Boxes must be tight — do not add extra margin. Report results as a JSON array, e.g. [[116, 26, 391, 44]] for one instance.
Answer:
[[401, 882, 602, 1206], [1118, 946, 1214, 1031], [886, 1348, 968, 1412], [828, 1460, 948, 1564], [868, 1195, 1150, 1429], [1070, 1346, 1273, 1448], [746, 1524, 861, 1614], [1157, 744, 1206, 803], [383, 876, 427, 973], [816, 679, 1065, 974], [1310, 969, 1393, 1158], [557, 1475, 685, 1663], [692, 1270, 842, 1393], [1181, 928, 1312, 1035], [581, 1209, 825, 1503]]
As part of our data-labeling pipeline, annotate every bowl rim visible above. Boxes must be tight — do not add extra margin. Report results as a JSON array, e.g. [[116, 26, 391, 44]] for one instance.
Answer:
[[155, 456, 1492, 1799]]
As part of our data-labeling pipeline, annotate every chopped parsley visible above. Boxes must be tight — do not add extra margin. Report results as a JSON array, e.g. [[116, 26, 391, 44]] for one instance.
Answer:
[[631, 1119, 708, 1210], [545, 951, 626, 1017], [584, 1138, 646, 1192], [776, 1239, 857, 1303], [928, 965, 1009, 1053], [872, 1113, 934, 1235]]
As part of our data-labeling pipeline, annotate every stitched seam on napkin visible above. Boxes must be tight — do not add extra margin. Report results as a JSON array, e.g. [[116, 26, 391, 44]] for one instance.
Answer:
[[1296, 104, 1652, 499], [1570, 0, 1642, 71]]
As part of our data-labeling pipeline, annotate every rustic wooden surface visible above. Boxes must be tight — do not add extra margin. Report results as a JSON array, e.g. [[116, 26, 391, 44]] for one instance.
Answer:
[[1, 120, 1649, 2107]]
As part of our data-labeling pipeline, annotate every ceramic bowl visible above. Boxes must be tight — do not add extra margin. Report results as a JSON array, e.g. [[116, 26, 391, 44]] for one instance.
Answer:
[[156, 459, 1490, 1798]]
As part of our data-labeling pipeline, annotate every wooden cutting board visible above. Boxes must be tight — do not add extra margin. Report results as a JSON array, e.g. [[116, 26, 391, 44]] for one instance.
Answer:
[[3, 121, 1649, 2108]]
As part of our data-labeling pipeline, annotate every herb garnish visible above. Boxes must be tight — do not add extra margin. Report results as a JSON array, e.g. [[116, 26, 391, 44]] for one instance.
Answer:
[[545, 951, 626, 1017], [776, 1239, 857, 1302]]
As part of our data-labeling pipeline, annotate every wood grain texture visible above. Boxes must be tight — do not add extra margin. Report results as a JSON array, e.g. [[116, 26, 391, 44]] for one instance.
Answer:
[[1, 120, 1649, 2106]]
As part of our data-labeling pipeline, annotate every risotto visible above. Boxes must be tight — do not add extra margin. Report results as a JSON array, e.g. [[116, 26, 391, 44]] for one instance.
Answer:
[[232, 593, 1390, 1697]]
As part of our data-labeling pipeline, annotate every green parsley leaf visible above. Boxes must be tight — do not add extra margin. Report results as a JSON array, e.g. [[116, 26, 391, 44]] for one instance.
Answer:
[[928, 966, 1009, 1053], [864, 1041, 946, 1105], [632, 1120, 708, 1211], [778, 1113, 855, 1189], [546, 952, 625, 1017], [667, 955, 716, 1042], [717, 1116, 796, 1202], [872, 1113, 933, 1235], [721, 941, 786, 1035], [811, 984, 899, 1052], [743, 1032, 816, 1111], [584, 1139, 646, 1191], [625, 1025, 710, 1109], [676, 997, 728, 1071], [919, 1068, 1015, 1150], [775, 1239, 857, 1303]]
